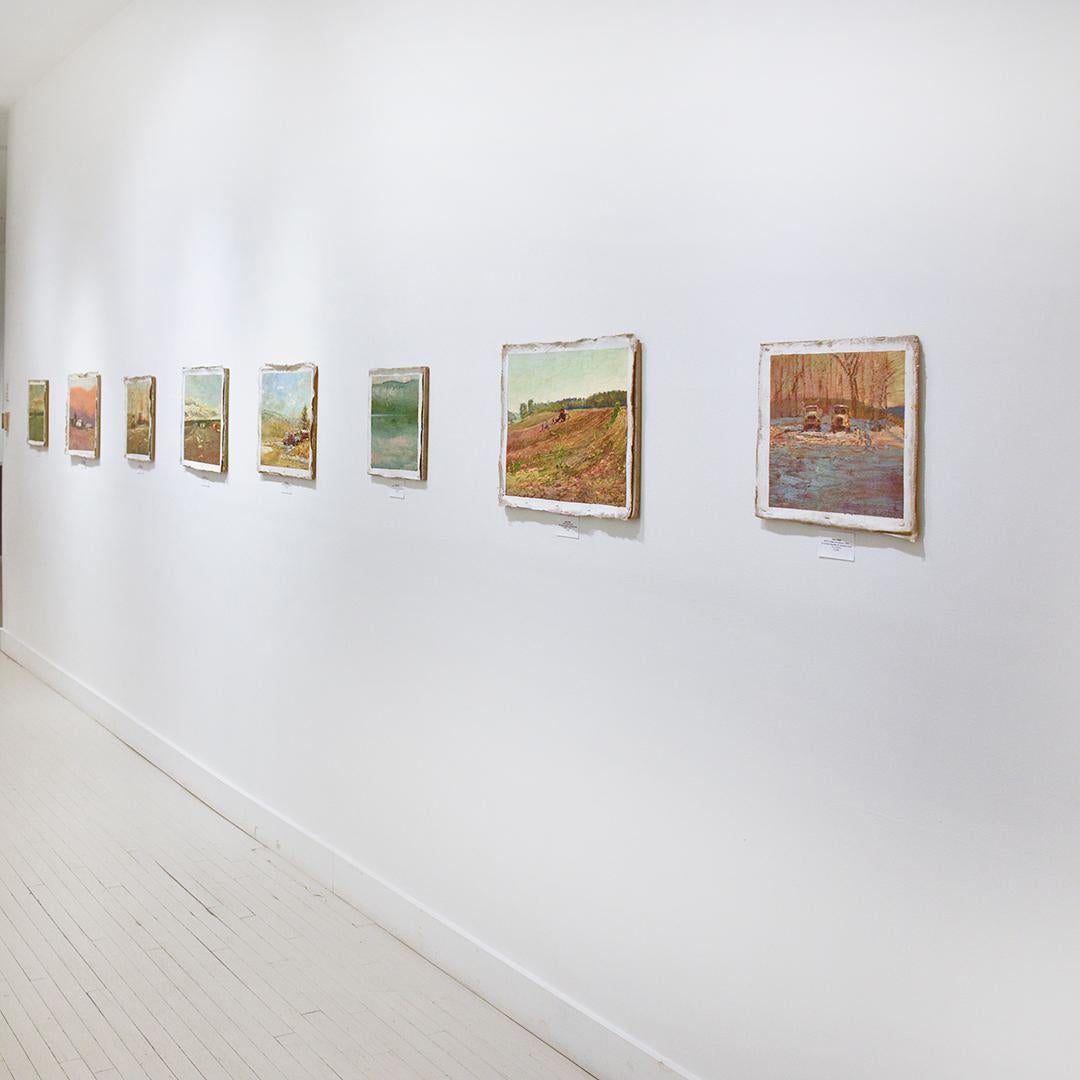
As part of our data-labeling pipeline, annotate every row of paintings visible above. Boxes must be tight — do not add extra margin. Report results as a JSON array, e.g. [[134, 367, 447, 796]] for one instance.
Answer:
[[23, 333, 921, 536], [27, 364, 429, 482]]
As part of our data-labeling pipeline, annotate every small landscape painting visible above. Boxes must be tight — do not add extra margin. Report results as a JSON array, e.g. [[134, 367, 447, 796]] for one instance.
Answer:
[[369, 367, 428, 480], [28, 380, 48, 447], [183, 366, 229, 473], [124, 376, 156, 461], [66, 373, 101, 458], [259, 364, 317, 479], [500, 334, 640, 519], [756, 335, 920, 536]]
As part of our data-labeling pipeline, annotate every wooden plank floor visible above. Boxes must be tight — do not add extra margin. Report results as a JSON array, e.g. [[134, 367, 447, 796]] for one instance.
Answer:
[[0, 654, 593, 1080]]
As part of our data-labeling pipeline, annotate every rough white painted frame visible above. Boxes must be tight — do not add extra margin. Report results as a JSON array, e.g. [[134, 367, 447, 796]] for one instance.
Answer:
[[499, 333, 641, 520], [755, 335, 921, 538]]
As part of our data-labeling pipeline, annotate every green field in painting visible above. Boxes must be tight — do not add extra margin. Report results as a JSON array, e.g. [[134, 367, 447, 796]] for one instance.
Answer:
[[28, 410, 46, 443]]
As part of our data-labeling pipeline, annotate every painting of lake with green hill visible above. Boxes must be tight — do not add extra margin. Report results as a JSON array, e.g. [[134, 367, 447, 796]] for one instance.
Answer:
[[369, 368, 428, 479]]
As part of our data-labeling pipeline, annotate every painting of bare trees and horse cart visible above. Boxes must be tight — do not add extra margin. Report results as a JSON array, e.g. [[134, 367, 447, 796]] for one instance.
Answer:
[[756, 336, 920, 537]]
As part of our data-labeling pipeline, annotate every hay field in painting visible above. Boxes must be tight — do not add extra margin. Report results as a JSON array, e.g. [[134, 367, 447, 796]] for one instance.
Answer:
[[260, 366, 316, 476], [184, 370, 225, 468], [28, 383, 47, 444], [767, 350, 905, 518], [504, 346, 629, 507]]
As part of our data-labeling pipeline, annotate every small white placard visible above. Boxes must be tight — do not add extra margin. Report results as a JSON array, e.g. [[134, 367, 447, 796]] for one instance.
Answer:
[[389, 482, 406, 500], [556, 517, 580, 540], [818, 531, 855, 562]]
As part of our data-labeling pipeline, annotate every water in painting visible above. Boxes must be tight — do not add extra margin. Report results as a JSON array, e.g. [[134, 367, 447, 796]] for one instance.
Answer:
[[766, 350, 906, 518], [370, 370, 424, 476]]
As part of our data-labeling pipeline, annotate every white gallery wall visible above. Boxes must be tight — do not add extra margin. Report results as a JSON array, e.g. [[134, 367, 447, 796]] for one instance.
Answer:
[[3, 2, 1079, 1077]]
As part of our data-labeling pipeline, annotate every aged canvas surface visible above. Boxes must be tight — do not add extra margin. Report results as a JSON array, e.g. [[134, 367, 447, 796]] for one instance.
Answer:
[[183, 367, 229, 473], [124, 376, 155, 461], [28, 381, 48, 447], [500, 334, 640, 519], [66, 373, 101, 458], [369, 367, 428, 480], [756, 336, 920, 536], [259, 364, 317, 479]]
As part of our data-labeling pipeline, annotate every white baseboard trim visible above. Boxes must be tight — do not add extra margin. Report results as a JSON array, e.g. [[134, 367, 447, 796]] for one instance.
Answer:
[[0, 629, 698, 1080]]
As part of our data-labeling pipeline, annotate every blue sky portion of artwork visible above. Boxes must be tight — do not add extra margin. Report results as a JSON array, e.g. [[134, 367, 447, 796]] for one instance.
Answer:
[[261, 369, 313, 419], [507, 347, 629, 409], [185, 372, 223, 413]]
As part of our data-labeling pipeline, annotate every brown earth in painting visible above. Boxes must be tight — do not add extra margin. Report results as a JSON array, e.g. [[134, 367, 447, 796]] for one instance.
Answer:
[[505, 407, 628, 506], [127, 422, 151, 456], [184, 421, 222, 466]]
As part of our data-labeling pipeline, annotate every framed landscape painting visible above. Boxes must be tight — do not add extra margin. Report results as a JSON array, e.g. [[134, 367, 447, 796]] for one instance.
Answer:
[[28, 380, 48, 447], [182, 366, 229, 473], [124, 375, 156, 461], [259, 363, 317, 479], [500, 334, 641, 519], [756, 335, 921, 537], [369, 367, 428, 480], [66, 373, 101, 458]]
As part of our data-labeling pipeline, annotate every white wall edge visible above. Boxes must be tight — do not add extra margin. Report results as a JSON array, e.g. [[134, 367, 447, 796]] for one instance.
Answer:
[[0, 629, 699, 1080]]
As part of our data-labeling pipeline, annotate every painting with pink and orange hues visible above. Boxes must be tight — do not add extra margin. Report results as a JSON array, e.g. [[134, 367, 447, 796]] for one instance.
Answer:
[[756, 336, 920, 537], [66, 373, 101, 459]]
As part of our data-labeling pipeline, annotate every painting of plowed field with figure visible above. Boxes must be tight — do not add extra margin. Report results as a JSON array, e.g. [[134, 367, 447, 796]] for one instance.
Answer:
[[501, 334, 640, 519], [757, 336, 920, 536], [183, 367, 228, 473], [260, 364, 317, 479]]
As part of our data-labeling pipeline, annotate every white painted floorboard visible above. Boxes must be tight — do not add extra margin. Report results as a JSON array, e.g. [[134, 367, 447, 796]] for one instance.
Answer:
[[0, 655, 594, 1080]]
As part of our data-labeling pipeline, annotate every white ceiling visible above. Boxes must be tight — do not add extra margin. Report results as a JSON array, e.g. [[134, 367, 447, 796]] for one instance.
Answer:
[[0, 0, 132, 109]]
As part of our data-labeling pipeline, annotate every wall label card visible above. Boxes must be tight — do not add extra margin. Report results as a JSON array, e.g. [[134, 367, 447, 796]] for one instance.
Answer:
[[390, 481, 406, 500], [556, 517, 580, 540], [818, 532, 855, 561]]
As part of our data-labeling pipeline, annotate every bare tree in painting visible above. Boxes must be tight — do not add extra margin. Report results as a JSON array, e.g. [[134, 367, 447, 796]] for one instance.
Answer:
[[832, 353, 862, 418]]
